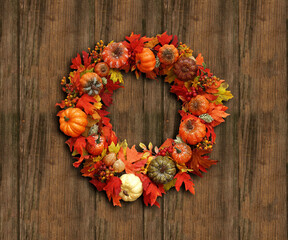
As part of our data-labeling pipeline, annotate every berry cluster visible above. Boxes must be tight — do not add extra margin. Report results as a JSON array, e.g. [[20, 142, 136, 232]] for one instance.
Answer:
[[89, 40, 105, 63], [95, 162, 115, 182], [157, 145, 173, 156], [60, 76, 78, 107], [196, 138, 213, 150]]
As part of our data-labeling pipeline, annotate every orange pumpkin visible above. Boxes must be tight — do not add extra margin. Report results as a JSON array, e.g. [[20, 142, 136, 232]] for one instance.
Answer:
[[102, 42, 129, 68], [171, 143, 192, 164], [80, 72, 103, 96], [95, 62, 110, 77], [188, 95, 209, 116], [86, 135, 105, 156], [59, 108, 88, 137], [179, 117, 206, 145], [158, 44, 179, 65], [136, 48, 156, 73]]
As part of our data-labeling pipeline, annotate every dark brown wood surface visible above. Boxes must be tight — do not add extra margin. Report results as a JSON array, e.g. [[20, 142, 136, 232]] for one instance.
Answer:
[[0, 0, 286, 239]]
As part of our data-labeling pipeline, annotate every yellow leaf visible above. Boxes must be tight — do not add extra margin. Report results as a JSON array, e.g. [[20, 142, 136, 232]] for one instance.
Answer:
[[164, 69, 177, 83], [144, 37, 159, 48], [163, 179, 176, 191], [139, 142, 147, 150], [142, 152, 151, 159], [109, 69, 124, 84], [108, 142, 121, 154], [213, 83, 234, 104], [148, 142, 153, 151]]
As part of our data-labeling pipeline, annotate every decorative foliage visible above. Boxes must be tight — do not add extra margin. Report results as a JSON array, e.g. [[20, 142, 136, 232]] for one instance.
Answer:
[[56, 33, 233, 207]]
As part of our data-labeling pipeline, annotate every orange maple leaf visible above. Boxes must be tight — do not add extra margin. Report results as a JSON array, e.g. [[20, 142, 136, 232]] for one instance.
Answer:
[[196, 53, 204, 66], [118, 146, 146, 174], [207, 103, 230, 127]]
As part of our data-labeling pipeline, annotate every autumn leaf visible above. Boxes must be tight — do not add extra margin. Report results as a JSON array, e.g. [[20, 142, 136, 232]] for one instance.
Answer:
[[98, 110, 112, 128], [100, 91, 113, 107], [137, 174, 165, 207], [109, 69, 124, 83], [103, 176, 122, 206], [70, 54, 82, 69], [82, 51, 91, 68], [174, 172, 195, 194], [186, 149, 217, 176], [205, 124, 216, 143], [207, 103, 230, 127], [65, 137, 77, 152], [124, 33, 151, 54], [145, 70, 157, 79], [102, 126, 117, 145], [76, 94, 97, 115], [118, 146, 146, 174], [55, 100, 66, 109], [213, 82, 234, 104], [170, 85, 189, 102], [196, 53, 204, 66], [163, 179, 176, 191], [105, 79, 123, 93], [73, 155, 90, 168], [90, 178, 106, 191], [73, 136, 86, 155], [144, 36, 159, 49], [164, 69, 177, 84], [157, 32, 173, 46], [159, 138, 174, 149]]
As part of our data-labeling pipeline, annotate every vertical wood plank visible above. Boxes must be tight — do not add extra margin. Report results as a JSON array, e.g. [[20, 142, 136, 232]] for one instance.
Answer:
[[239, 0, 287, 239], [0, 1, 19, 240], [19, 0, 96, 239], [162, 0, 240, 239], [93, 1, 145, 239]]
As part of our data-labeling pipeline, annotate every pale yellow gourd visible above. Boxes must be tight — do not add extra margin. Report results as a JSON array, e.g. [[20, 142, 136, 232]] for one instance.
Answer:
[[119, 174, 143, 202]]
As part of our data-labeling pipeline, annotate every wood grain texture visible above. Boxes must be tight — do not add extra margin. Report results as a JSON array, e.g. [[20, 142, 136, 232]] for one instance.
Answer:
[[0, 0, 286, 239], [0, 1, 19, 239]]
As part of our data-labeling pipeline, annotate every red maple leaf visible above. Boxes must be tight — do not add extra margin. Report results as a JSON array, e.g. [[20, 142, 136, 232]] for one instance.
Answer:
[[65, 137, 77, 152], [118, 146, 146, 174], [76, 94, 97, 115], [159, 138, 174, 149], [103, 176, 122, 207], [55, 100, 66, 109], [196, 53, 204, 66], [174, 172, 195, 194], [100, 91, 113, 107], [137, 174, 165, 207], [124, 33, 151, 54], [145, 71, 157, 79], [205, 124, 216, 143], [186, 149, 217, 176], [102, 126, 117, 145], [73, 155, 90, 168], [70, 54, 82, 69], [207, 103, 230, 127], [74, 136, 86, 155], [98, 110, 112, 128], [170, 85, 189, 102], [155, 32, 178, 50], [105, 79, 123, 92], [82, 51, 91, 68], [90, 178, 106, 191]]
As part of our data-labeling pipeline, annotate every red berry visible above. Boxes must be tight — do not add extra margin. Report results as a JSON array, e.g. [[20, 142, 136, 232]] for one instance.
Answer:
[[187, 97, 191, 101]]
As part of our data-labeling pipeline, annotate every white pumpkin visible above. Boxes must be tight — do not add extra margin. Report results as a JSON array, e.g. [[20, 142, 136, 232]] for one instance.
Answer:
[[119, 174, 143, 202]]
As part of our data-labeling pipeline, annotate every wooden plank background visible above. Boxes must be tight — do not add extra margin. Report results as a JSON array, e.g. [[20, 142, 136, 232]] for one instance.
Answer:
[[0, 0, 286, 239]]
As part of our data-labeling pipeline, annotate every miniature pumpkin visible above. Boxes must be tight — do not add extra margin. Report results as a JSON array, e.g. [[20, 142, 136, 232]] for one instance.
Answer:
[[119, 174, 143, 202], [174, 57, 198, 81], [158, 44, 179, 65], [171, 143, 192, 164], [147, 156, 176, 184], [179, 117, 206, 145], [113, 159, 125, 173], [102, 42, 129, 68], [136, 48, 156, 73], [188, 95, 209, 116], [59, 108, 88, 137], [86, 135, 105, 156], [95, 62, 110, 77], [80, 72, 103, 96], [103, 152, 116, 166]]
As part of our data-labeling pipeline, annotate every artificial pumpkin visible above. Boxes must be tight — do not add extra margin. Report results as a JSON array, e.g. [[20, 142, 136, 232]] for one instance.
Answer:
[[119, 174, 143, 202], [102, 42, 129, 68], [147, 156, 176, 184], [113, 159, 125, 173], [188, 95, 209, 116], [80, 72, 103, 96], [58, 108, 88, 137], [95, 62, 110, 77], [174, 57, 198, 81], [86, 135, 105, 156], [179, 117, 206, 145], [136, 48, 156, 73], [171, 143, 192, 164], [158, 44, 179, 65]]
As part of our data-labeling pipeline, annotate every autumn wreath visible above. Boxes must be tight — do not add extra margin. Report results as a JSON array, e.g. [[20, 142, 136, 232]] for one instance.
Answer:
[[56, 32, 233, 207]]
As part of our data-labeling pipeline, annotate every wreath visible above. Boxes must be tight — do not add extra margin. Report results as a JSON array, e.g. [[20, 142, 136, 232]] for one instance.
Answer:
[[56, 32, 233, 207]]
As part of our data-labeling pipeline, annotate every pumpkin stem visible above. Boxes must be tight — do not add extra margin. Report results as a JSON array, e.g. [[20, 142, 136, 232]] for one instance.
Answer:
[[175, 147, 182, 154], [123, 190, 129, 196], [64, 116, 69, 122], [186, 120, 194, 130], [96, 135, 101, 144]]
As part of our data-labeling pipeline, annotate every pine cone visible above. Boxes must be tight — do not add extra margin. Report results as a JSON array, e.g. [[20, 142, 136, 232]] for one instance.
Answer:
[[173, 57, 198, 81]]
